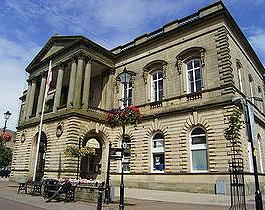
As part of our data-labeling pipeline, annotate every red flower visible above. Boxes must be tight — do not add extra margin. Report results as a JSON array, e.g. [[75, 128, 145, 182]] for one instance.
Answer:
[[1, 132, 12, 142]]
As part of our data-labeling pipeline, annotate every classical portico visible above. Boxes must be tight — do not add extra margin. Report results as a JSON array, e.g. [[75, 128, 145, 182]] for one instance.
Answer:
[[21, 48, 114, 122]]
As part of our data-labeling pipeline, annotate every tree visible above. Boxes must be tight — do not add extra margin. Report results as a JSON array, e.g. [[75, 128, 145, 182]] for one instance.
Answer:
[[224, 107, 244, 158], [0, 131, 13, 168]]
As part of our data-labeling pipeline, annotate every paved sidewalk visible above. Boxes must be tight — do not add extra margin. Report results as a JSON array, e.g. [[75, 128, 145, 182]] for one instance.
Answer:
[[0, 178, 256, 209]]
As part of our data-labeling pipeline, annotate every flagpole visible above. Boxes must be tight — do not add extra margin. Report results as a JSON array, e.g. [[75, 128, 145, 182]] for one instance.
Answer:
[[32, 60, 52, 181]]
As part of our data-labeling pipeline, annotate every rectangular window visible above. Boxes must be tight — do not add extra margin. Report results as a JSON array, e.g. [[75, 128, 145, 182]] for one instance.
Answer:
[[122, 82, 133, 107], [191, 149, 208, 171], [151, 71, 163, 102], [186, 59, 202, 93], [152, 153, 165, 172]]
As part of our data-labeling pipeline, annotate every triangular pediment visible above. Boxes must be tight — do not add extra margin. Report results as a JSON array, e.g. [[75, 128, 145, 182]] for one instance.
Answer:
[[26, 35, 115, 73], [26, 36, 83, 72], [41, 45, 65, 61]]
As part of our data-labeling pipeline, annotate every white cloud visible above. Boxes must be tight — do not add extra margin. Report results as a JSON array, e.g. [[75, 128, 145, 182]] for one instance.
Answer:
[[0, 35, 40, 131]]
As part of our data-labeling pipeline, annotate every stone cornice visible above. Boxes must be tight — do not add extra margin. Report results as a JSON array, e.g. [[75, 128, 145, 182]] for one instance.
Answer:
[[26, 36, 115, 73]]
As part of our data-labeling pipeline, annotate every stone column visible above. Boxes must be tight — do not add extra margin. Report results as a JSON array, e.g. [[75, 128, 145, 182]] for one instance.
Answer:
[[67, 58, 77, 109], [73, 55, 84, 109], [22, 80, 32, 121], [53, 64, 64, 112], [27, 78, 37, 119], [82, 59, 92, 110], [36, 71, 46, 117]]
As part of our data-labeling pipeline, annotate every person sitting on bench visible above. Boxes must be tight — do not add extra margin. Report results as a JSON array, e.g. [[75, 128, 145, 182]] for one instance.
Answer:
[[45, 178, 72, 202]]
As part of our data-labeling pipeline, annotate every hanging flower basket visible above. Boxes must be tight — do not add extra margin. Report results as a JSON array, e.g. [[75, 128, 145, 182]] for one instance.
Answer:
[[107, 105, 142, 127], [64, 145, 96, 158], [0, 132, 12, 142]]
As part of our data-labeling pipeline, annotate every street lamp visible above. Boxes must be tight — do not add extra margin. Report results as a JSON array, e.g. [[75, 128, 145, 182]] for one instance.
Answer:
[[233, 96, 263, 210], [3, 111, 11, 132], [117, 67, 132, 210]]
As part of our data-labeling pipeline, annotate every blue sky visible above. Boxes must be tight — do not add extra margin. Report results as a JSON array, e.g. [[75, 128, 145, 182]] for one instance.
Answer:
[[0, 0, 264, 131]]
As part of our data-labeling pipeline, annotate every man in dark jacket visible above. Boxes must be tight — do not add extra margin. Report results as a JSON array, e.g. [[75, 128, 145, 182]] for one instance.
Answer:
[[46, 178, 72, 202]]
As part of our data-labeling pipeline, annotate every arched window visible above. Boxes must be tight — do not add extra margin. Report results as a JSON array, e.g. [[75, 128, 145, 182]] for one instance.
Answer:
[[186, 59, 202, 93], [151, 71, 163, 102], [236, 61, 243, 92], [257, 134, 264, 173], [190, 127, 208, 172], [151, 132, 165, 172], [143, 60, 167, 103]]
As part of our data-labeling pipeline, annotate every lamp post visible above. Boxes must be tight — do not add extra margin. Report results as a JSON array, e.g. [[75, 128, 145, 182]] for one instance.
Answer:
[[233, 96, 263, 210], [3, 111, 11, 132], [117, 67, 132, 210], [244, 98, 263, 210]]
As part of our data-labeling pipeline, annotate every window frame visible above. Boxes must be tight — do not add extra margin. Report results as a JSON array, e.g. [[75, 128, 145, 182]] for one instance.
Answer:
[[151, 70, 163, 102], [186, 58, 202, 93], [236, 62, 243, 92], [121, 81, 133, 108], [189, 127, 208, 173], [151, 132, 165, 173]]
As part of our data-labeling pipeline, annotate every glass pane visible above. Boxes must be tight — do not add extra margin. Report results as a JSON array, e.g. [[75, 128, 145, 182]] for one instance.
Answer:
[[188, 71, 193, 81], [154, 133, 164, 139], [194, 59, 200, 68], [159, 89, 163, 101], [123, 163, 130, 172], [195, 69, 201, 80], [158, 79, 163, 90], [153, 73, 157, 80], [196, 80, 202, 91], [158, 71, 163, 79], [192, 149, 208, 171], [192, 136, 206, 144], [192, 128, 205, 135], [190, 82, 194, 93], [153, 153, 165, 171], [153, 139, 164, 148], [127, 98, 132, 106], [187, 61, 192, 70], [154, 81, 158, 92]]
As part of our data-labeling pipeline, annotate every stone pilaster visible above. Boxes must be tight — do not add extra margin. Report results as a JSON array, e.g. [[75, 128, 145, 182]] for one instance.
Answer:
[[67, 58, 77, 109], [82, 59, 92, 110], [22, 80, 32, 121], [53, 64, 64, 112], [26, 78, 37, 119], [73, 55, 85, 109], [36, 71, 46, 116]]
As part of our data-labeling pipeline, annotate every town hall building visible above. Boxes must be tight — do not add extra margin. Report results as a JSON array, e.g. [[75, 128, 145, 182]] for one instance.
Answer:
[[11, 1, 265, 194]]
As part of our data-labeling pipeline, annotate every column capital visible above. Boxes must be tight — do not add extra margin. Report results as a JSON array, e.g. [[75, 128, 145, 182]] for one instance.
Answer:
[[58, 61, 67, 70], [77, 53, 86, 61], [70, 56, 77, 63], [40, 70, 46, 78], [85, 56, 93, 64], [27, 76, 37, 84]]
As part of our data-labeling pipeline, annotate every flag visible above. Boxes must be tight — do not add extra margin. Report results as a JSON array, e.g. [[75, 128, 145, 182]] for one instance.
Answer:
[[33, 60, 52, 181], [45, 60, 52, 97]]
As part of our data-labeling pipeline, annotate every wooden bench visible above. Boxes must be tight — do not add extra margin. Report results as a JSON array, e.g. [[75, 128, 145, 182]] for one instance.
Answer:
[[43, 179, 76, 202], [17, 178, 42, 195]]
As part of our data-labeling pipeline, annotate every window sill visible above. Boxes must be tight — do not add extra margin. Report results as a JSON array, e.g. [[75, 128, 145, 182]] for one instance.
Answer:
[[190, 170, 208, 173], [186, 91, 202, 101], [150, 101, 162, 109]]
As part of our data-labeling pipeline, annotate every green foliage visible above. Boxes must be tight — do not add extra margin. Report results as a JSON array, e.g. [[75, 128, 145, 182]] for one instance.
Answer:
[[0, 144, 12, 168], [224, 108, 244, 144], [64, 145, 96, 157]]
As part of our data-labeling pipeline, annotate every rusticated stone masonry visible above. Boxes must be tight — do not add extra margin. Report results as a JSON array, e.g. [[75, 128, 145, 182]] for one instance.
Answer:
[[215, 27, 235, 95]]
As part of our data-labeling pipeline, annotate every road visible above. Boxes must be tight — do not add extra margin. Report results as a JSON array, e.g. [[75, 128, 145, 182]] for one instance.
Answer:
[[0, 197, 45, 210]]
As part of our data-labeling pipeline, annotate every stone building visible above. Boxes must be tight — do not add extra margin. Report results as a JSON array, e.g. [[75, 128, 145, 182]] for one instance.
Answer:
[[11, 1, 265, 194]]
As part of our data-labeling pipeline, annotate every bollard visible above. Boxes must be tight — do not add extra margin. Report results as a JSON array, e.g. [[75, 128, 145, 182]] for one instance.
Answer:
[[97, 182, 104, 210]]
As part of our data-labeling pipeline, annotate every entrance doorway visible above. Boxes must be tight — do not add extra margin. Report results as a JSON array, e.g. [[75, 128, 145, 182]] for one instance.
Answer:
[[80, 137, 102, 179], [35, 132, 47, 180]]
